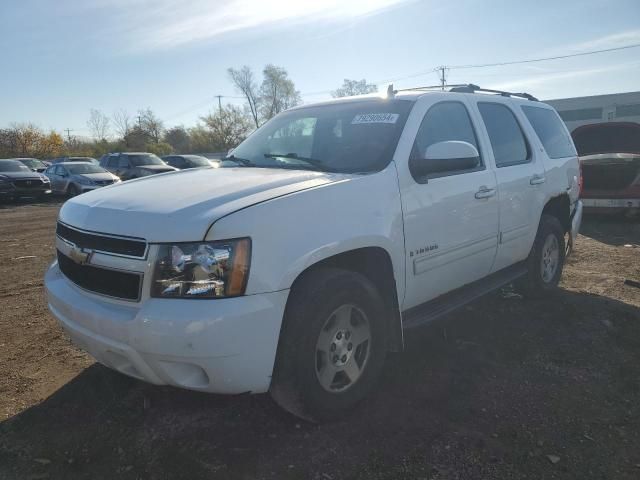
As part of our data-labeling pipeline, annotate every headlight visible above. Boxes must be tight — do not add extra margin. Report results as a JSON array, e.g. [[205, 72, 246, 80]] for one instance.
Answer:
[[0, 175, 10, 183], [151, 238, 251, 298], [40, 174, 50, 183]]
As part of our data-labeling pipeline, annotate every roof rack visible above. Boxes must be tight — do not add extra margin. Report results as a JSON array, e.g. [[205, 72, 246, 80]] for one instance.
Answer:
[[448, 84, 538, 101], [388, 83, 538, 101]]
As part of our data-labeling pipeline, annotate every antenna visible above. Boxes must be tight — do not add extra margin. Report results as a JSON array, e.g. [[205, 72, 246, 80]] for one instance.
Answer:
[[386, 84, 396, 97]]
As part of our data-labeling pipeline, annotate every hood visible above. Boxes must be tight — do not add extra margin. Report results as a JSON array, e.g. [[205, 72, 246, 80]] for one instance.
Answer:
[[74, 172, 117, 181], [1, 171, 46, 180], [59, 167, 348, 241], [138, 164, 177, 172]]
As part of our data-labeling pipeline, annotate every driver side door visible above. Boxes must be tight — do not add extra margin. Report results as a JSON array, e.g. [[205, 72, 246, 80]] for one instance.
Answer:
[[398, 99, 499, 310]]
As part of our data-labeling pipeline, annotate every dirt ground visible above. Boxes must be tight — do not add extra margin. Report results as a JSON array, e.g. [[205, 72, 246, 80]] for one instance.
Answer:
[[0, 200, 639, 480]]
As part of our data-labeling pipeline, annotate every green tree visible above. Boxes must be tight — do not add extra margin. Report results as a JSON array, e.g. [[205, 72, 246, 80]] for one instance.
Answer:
[[331, 79, 378, 98], [164, 126, 191, 153], [200, 104, 253, 152], [259, 64, 301, 122]]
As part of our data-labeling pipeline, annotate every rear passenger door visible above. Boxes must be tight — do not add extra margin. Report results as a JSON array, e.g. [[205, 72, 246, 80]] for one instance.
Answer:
[[398, 99, 500, 310], [471, 100, 546, 272]]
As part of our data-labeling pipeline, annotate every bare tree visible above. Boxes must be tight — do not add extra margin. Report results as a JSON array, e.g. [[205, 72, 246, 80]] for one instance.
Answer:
[[138, 108, 164, 144], [112, 109, 132, 140], [87, 109, 110, 141], [332, 79, 378, 98], [228, 66, 260, 129]]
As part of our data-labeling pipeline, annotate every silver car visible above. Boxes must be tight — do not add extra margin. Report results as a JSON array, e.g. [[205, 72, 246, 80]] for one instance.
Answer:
[[44, 161, 121, 197]]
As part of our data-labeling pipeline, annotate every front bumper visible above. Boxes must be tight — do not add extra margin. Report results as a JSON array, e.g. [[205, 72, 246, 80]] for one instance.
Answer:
[[0, 186, 51, 198], [45, 262, 289, 394]]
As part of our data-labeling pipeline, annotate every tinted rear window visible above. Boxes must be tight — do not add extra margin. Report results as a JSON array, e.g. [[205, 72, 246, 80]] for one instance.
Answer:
[[522, 106, 576, 159]]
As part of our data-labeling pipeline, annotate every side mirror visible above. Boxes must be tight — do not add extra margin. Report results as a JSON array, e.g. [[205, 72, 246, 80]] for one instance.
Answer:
[[411, 140, 480, 178]]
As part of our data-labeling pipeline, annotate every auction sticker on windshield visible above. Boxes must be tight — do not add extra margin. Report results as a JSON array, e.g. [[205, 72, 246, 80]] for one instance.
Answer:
[[351, 113, 399, 124]]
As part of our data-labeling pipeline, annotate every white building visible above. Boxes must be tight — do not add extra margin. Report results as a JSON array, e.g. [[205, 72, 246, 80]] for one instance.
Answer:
[[545, 91, 640, 133]]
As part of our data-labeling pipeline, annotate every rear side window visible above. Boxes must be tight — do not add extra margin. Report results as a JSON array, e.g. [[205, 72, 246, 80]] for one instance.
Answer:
[[478, 103, 529, 167], [522, 106, 576, 159]]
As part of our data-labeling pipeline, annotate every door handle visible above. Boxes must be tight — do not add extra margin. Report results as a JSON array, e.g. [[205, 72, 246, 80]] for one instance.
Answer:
[[530, 174, 546, 185], [475, 186, 496, 199]]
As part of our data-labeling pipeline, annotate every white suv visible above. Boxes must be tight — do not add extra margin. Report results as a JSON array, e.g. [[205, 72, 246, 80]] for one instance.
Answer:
[[45, 85, 583, 420]]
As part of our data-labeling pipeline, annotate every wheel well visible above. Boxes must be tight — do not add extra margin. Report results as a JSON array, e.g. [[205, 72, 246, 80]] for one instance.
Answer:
[[542, 194, 570, 233], [289, 247, 403, 352]]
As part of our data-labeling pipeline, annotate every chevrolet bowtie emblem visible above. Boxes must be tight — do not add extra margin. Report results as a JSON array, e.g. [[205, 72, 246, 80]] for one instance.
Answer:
[[68, 246, 93, 265]]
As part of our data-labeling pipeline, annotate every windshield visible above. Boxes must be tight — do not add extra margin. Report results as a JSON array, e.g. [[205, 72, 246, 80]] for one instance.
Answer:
[[69, 157, 98, 164], [67, 164, 105, 174], [186, 155, 212, 166], [230, 99, 413, 173], [128, 154, 165, 167], [17, 159, 43, 168], [0, 160, 31, 172]]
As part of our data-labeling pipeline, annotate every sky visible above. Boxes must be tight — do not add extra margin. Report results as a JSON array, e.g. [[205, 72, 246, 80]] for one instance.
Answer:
[[1, 0, 639, 138]]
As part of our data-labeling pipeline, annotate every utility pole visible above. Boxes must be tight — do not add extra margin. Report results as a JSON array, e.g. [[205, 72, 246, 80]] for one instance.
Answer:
[[64, 128, 73, 143], [437, 66, 448, 91], [215, 95, 223, 116]]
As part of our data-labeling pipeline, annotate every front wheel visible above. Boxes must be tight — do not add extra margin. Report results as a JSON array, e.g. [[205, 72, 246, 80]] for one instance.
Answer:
[[515, 214, 566, 298], [67, 184, 79, 197], [270, 268, 388, 421]]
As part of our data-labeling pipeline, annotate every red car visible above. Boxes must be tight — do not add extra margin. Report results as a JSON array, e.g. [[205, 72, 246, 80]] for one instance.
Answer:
[[573, 122, 640, 216]]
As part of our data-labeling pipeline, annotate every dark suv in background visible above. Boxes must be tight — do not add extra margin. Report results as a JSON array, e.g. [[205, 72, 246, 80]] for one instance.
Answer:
[[162, 154, 218, 169], [99, 152, 178, 180]]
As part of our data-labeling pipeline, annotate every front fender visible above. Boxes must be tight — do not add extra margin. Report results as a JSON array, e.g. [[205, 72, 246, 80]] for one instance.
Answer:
[[206, 165, 406, 300]]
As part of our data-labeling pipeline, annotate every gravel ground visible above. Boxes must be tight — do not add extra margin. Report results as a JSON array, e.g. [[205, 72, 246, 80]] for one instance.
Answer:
[[0, 200, 639, 480]]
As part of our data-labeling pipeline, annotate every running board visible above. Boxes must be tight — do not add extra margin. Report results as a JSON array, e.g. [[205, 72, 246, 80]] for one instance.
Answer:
[[402, 262, 528, 330]]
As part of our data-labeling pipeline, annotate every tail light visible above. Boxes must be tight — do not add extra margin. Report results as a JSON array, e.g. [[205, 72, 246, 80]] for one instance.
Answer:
[[578, 161, 584, 197]]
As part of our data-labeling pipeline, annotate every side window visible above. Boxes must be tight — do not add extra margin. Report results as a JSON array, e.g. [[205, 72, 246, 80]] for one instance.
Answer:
[[55, 166, 66, 176], [478, 103, 529, 167], [118, 156, 129, 168], [107, 156, 119, 168], [410, 101, 482, 180], [522, 106, 576, 159]]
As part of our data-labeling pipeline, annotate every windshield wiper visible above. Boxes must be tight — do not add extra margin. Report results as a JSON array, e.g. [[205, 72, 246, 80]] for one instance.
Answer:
[[224, 155, 257, 167], [263, 153, 333, 172]]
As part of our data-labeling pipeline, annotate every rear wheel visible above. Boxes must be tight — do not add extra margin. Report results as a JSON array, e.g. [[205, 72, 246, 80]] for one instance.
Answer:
[[270, 268, 388, 421], [516, 214, 565, 298]]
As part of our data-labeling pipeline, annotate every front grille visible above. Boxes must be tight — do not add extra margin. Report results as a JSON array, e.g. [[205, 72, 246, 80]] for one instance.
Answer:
[[94, 179, 114, 186], [56, 222, 147, 258], [57, 250, 142, 301], [583, 163, 639, 191], [13, 179, 44, 188]]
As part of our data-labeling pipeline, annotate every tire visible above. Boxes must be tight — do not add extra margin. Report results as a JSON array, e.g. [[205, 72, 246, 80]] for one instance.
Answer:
[[516, 214, 566, 298], [67, 184, 79, 197], [270, 267, 388, 421]]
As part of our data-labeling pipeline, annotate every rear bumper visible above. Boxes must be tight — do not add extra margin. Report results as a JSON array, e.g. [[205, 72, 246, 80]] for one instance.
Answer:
[[45, 262, 289, 394], [582, 198, 640, 209], [567, 200, 583, 256]]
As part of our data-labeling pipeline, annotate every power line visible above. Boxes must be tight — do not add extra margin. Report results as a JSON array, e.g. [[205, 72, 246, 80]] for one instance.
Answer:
[[449, 42, 640, 70], [373, 42, 640, 86]]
